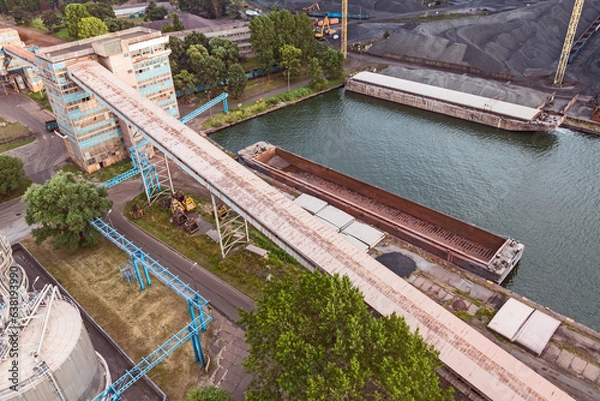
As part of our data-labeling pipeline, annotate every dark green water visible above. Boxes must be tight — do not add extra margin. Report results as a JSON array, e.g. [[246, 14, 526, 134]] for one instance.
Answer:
[[212, 89, 600, 331]]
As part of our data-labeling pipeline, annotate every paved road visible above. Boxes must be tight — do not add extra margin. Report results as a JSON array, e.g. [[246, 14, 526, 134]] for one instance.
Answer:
[[108, 180, 255, 322], [1, 92, 68, 183]]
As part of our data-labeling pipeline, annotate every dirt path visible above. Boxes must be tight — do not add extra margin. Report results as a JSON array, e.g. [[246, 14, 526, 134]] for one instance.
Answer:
[[0, 22, 64, 47]]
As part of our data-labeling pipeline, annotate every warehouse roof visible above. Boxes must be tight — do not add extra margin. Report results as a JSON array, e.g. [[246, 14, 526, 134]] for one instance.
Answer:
[[351, 71, 541, 121]]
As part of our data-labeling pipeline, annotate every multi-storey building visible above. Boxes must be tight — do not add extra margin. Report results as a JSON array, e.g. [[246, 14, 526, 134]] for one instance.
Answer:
[[35, 27, 179, 173], [0, 28, 43, 92]]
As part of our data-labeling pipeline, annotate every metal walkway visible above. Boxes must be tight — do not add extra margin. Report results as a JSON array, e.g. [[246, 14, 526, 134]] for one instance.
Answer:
[[68, 60, 574, 401]]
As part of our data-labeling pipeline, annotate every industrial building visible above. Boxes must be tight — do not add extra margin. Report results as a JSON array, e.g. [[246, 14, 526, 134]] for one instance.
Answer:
[[35, 27, 179, 173], [0, 28, 43, 93], [0, 233, 109, 400]]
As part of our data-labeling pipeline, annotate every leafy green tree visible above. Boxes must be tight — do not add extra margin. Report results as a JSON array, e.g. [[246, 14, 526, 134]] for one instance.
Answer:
[[308, 57, 326, 90], [280, 44, 302, 91], [172, 12, 185, 31], [78, 16, 109, 39], [104, 17, 135, 32], [226, 63, 246, 99], [198, 55, 226, 99], [183, 31, 210, 51], [161, 22, 174, 33], [85, 1, 115, 20], [0, 155, 26, 198], [271, 9, 297, 61], [186, 44, 209, 73], [322, 47, 345, 79], [23, 173, 113, 250], [249, 15, 276, 74], [65, 3, 91, 38], [209, 37, 239, 69], [41, 11, 62, 32], [294, 14, 317, 61], [187, 386, 233, 401], [11, 6, 32, 25], [174, 69, 198, 103], [239, 271, 453, 401], [145, 1, 168, 21]]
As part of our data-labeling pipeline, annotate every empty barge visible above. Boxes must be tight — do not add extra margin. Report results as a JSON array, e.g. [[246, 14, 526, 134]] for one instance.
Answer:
[[239, 142, 524, 283], [345, 71, 565, 132]]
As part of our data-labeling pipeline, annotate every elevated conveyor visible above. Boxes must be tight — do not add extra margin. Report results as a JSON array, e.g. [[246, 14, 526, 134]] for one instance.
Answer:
[[67, 60, 574, 401]]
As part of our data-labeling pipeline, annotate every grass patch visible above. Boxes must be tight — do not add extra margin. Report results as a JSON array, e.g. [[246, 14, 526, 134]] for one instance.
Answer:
[[0, 117, 31, 144], [22, 237, 210, 401], [27, 91, 52, 110], [0, 137, 34, 153], [58, 159, 134, 183], [454, 289, 483, 307], [0, 177, 32, 203], [203, 79, 342, 129], [474, 306, 496, 322], [126, 192, 305, 299], [455, 310, 473, 323], [55, 27, 73, 41]]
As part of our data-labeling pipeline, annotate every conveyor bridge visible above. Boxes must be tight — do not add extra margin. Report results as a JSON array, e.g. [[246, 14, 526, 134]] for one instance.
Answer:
[[68, 60, 574, 401]]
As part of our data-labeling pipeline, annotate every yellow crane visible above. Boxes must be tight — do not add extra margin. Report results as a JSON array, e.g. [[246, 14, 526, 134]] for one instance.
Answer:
[[554, 0, 585, 85], [342, 0, 347, 58]]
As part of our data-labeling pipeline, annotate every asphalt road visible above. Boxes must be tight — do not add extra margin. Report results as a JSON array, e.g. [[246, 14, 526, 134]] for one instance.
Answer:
[[1, 92, 68, 183], [108, 180, 255, 322]]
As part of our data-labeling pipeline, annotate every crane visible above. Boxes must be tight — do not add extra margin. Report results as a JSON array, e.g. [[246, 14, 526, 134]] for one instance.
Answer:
[[342, 0, 347, 58], [554, 0, 585, 85]]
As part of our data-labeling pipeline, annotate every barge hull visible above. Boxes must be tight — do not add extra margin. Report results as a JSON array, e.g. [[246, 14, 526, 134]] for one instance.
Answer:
[[345, 72, 564, 132], [240, 143, 524, 283]]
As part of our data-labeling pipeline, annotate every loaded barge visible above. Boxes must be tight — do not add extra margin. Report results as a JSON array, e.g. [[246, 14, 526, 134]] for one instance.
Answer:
[[239, 142, 524, 283], [345, 71, 565, 132]]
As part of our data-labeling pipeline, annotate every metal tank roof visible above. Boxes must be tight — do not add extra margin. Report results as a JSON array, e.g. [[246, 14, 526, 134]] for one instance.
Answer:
[[352, 71, 541, 121]]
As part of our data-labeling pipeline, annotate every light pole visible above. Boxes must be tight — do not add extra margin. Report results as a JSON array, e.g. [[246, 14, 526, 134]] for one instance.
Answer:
[[190, 262, 199, 292], [107, 209, 113, 227]]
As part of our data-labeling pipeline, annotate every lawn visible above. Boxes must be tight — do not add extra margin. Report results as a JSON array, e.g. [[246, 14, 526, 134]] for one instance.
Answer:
[[0, 117, 33, 153], [127, 192, 305, 300], [23, 237, 214, 401], [58, 159, 134, 183]]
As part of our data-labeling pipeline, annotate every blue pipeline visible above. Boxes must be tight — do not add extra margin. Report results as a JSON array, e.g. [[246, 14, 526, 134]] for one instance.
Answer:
[[180, 93, 229, 124]]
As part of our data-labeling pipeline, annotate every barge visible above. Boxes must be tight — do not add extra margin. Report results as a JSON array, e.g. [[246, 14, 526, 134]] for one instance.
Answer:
[[239, 142, 524, 283], [345, 71, 565, 132]]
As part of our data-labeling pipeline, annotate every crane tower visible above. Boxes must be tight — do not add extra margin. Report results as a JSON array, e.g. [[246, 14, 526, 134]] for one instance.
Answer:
[[554, 0, 585, 85], [342, 0, 348, 58]]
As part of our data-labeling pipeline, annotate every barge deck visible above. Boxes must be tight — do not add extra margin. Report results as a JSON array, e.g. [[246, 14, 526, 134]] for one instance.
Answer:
[[239, 142, 524, 283], [345, 71, 565, 132]]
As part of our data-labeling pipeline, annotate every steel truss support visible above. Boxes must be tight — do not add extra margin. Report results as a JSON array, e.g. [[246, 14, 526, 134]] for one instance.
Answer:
[[554, 0, 585, 85], [128, 134, 174, 205], [211, 193, 249, 258]]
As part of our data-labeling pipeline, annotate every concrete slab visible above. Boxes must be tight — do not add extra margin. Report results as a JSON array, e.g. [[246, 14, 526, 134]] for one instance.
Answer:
[[469, 284, 494, 304], [294, 193, 328, 215], [487, 298, 534, 341], [570, 356, 588, 375], [341, 220, 385, 248], [514, 310, 561, 355], [246, 244, 268, 259], [583, 363, 600, 382], [315, 205, 354, 231], [557, 349, 575, 370], [341, 233, 370, 252], [543, 343, 561, 361]]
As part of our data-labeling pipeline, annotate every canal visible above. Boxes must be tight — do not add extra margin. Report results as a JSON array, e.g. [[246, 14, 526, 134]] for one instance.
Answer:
[[211, 89, 600, 331]]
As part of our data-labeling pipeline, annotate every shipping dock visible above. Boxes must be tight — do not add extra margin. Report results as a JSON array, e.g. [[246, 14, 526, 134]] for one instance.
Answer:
[[239, 142, 524, 283], [345, 71, 565, 132]]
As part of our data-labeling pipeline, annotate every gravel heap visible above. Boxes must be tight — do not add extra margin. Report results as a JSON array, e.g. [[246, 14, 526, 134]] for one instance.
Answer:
[[367, 0, 600, 94]]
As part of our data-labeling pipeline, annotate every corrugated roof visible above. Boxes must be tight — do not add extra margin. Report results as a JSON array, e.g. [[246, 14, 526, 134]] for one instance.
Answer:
[[487, 298, 534, 340], [514, 310, 561, 356], [352, 71, 541, 121], [294, 193, 328, 215], [341, 220, 385, 249]]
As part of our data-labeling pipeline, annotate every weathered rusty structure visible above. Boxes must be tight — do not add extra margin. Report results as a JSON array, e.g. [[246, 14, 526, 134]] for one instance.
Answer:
[[239, 142, 524, 284], [346, 71, 565, 132]]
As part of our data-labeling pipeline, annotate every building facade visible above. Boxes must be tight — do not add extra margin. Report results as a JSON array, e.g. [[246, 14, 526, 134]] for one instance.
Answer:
[[35, 27, 179, 173], [0, 28, 43, 92]]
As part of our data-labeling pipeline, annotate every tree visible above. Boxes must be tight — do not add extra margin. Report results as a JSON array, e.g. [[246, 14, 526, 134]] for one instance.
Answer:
[[294, 14, 317, 61], [280, 45, 302, 91], [209, 37, 239, 69], [104, 17, 135, 32], [145, 1, 168, 21], [41, 11, 62, 32], [172, 12, 185, 31], [78, 17, 109, 39], [307, 57, 326, 90], [239, 271, 454, 401], [0, 155, 26, 198], [11, 6, 32, 25], [23, 173, 113, 250], [322, 48, 345, 79], [186, 44, 209, 74], [173, 69, 197, 103], [161, 22, 174, 33], [187, 386, 233, 401], [226, 63, 246, 99], [85, 1, 115, 20], [65, 3, 91, 38], [249, 15, 276, 74], [198, 55, 226, 99]]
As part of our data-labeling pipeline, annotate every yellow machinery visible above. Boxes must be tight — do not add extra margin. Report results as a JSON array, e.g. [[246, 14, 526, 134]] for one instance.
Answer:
[[303, 2, 320, 12], [169, 198, 186, 215], [341, 0, 347, 58], [554, 0, 585, 85], [315, 16, 336, 38]]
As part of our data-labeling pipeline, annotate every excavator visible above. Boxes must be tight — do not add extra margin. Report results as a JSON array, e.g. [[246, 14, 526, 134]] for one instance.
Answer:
[[315, 15, 336, 39]]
